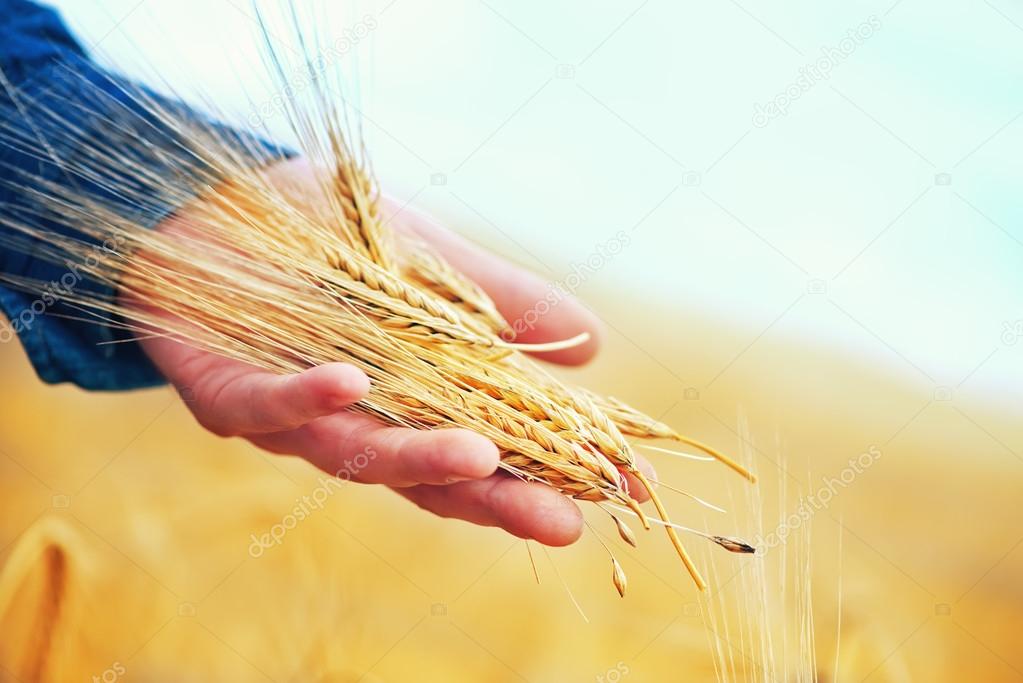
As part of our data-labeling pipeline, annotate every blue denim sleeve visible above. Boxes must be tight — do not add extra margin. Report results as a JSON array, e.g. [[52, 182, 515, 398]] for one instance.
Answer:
[[0, 0, 287, 390]]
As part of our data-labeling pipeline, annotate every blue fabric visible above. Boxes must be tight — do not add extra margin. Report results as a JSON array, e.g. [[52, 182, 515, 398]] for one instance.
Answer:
[[0, 0, 284, 390]]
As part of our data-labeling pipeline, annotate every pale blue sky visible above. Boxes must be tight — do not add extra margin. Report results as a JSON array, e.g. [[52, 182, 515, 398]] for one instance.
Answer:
[[52, 0, 1023, 398]]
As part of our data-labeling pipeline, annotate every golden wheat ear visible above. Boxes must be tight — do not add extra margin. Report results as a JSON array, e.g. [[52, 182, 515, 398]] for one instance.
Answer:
[[0, 14, 757, 595]]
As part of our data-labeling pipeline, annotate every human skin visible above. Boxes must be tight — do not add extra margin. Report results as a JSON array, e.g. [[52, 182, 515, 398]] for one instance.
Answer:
[[137, 158, 654, 547]]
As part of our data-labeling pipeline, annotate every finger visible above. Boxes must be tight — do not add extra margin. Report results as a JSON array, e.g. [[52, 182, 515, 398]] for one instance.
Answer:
[[190, 361, 370, 436], [386, 200, 604, 366], [249, 414, 500, 487], [397, 475, 584, 546]]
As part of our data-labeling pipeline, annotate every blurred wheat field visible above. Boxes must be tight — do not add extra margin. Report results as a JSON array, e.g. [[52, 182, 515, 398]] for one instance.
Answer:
[[1, 294, 1021, 682]]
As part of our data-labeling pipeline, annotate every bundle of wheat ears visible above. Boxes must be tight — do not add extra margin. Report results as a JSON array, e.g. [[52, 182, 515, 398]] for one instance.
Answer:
[[0, 22, 755, 595]]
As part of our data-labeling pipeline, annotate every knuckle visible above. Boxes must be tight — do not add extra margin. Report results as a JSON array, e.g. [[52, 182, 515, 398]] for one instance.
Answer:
[[194, 413, 237, 438]]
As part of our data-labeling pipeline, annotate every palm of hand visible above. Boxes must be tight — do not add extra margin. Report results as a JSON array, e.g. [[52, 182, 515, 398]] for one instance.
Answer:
[[140, 159, 649, 546]]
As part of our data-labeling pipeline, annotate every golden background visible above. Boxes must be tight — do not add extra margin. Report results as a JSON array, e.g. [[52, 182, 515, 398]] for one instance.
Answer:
[[3, 0, 1022, 679], [2, 296, 1020, 681]]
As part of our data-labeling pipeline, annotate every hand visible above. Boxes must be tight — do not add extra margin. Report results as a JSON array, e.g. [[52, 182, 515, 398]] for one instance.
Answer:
[[138, 158, 652, 546]]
